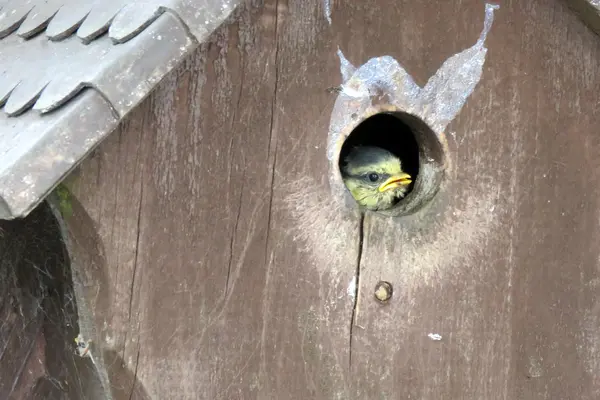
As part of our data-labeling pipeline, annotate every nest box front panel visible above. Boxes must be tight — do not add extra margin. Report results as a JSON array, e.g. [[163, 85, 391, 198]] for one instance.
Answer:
[[56, 0, 600, 398]]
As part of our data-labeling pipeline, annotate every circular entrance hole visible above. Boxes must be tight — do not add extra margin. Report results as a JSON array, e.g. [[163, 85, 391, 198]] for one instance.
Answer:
[[338, 111, 445, 216]]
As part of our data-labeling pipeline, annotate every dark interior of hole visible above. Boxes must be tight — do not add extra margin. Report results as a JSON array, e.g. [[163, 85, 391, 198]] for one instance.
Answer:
[[339, 113, 420, 195]]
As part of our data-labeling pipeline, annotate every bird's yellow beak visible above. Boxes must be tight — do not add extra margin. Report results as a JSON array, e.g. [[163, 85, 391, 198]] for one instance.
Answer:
[[378, 173, 412, 192]]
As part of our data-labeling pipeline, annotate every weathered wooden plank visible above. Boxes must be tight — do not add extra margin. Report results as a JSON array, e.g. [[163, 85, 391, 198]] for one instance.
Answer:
[[124, 4, 280, 396], [257, 0, 361, 397], [60, 0, 600, 399], [65, 0, 341, 398], [126, 5, 280, 397], [66, 0, 360, 397], [351, 0, 600, 399]]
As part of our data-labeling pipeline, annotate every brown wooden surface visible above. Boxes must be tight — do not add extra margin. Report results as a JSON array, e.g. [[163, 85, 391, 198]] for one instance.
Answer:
[[60, 0, 600, 398]]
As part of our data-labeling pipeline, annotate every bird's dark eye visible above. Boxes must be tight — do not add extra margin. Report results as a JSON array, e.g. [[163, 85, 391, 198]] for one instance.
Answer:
[[368, 173, 379, 182]]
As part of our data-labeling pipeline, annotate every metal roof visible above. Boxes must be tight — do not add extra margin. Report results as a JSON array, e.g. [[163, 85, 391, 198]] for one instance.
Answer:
[[0, 0, 240, 219]]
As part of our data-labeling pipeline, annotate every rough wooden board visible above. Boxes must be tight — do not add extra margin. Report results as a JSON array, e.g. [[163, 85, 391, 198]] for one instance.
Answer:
[[352, 0, 600, 399], [257, 0, 360, 397], [59, 0, 600, 399], [65, 0, 357, 398], [566, 0, 600, 37]]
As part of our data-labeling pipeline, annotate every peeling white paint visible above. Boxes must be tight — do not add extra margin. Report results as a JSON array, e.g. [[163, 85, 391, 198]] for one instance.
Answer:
[[347, 276, 356, 298], [336, 47, 357, 84], [328, 3, 500, 170], [324, 0, 332, 24], [310, 3, 503, 290], [284, 3, 502, 285]]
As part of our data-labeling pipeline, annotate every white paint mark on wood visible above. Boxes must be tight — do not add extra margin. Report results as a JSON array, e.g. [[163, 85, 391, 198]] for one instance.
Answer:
[[347, 276, 356, 298], [282, 175, 359, 275], [427, 333, 442, 341], [390, 185, 500, 286], [419, 2, 499, 132], [285, 3, 503, 285], [527, 357, 543, 378], [327, 2, 500, 203], [336, 47, 356, 83], [324, 0, 332, 24]]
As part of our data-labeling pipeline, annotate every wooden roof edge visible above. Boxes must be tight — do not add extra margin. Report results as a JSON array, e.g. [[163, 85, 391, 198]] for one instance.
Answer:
[[566, 0, 600, 37], [0, 89, 119, 220], [0, 1, 242, 220]]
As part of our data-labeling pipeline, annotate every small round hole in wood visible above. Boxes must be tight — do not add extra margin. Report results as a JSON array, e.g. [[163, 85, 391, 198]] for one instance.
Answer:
[[338, 111, 445, 217], [374, 281, 393, 303]]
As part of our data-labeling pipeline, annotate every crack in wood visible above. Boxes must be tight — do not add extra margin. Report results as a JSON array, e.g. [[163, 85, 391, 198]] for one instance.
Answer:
[[127, 346, 141, 400], [263, 0, 281, 267], [225, 169, 245, 296], [349, 213, 364, 371], [123, 167, 144, 371], [258, 0, 280, 385], [225, 31, 246, 296]]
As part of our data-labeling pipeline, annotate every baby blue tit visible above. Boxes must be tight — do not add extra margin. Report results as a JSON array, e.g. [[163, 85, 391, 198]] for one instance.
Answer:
[[340, 146, 412, 211]]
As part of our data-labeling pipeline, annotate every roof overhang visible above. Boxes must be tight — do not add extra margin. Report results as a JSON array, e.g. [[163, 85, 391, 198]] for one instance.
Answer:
[[0, 0, 241, 219]]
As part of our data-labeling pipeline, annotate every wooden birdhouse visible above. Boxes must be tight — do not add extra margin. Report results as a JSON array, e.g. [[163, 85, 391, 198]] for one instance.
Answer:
[[2, 0, 600, 398]]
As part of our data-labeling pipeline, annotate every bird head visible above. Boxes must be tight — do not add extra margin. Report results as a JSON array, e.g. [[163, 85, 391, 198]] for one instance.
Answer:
[[340, 146, 412, 211]]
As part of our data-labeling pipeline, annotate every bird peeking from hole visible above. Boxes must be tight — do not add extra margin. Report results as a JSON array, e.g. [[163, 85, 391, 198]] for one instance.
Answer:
[[341, 146, 412, 211]]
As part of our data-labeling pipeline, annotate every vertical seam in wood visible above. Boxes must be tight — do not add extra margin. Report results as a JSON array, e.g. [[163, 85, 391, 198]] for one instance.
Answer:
[[225, 31, 247, 296], [259, 0, 281, 385], [263, 0, 281, 280], [123, 170, 144, 398], [349, 213, 365, 372], [129, 175, 144, 321], [226, 171, 245, 295], [127, 346, 141, 400], [122, 168, 143, 364]]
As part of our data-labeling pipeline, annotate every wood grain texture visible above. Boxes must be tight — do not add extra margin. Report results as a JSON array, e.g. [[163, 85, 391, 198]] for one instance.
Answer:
[[351, 1, 600, 399], [68, 1, 357, 398], [62, 0, 600, 398]]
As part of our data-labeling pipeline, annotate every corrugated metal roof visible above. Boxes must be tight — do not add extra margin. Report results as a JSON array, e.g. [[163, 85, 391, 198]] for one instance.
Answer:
[[0, 0, 240, 219]]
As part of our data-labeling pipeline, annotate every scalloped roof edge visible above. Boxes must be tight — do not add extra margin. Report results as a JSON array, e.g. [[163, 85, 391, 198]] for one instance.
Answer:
[[0, 0, 241, 220]]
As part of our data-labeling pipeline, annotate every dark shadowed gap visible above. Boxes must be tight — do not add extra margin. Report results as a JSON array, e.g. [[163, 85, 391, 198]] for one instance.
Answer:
[[0, 202, 96, 399]]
